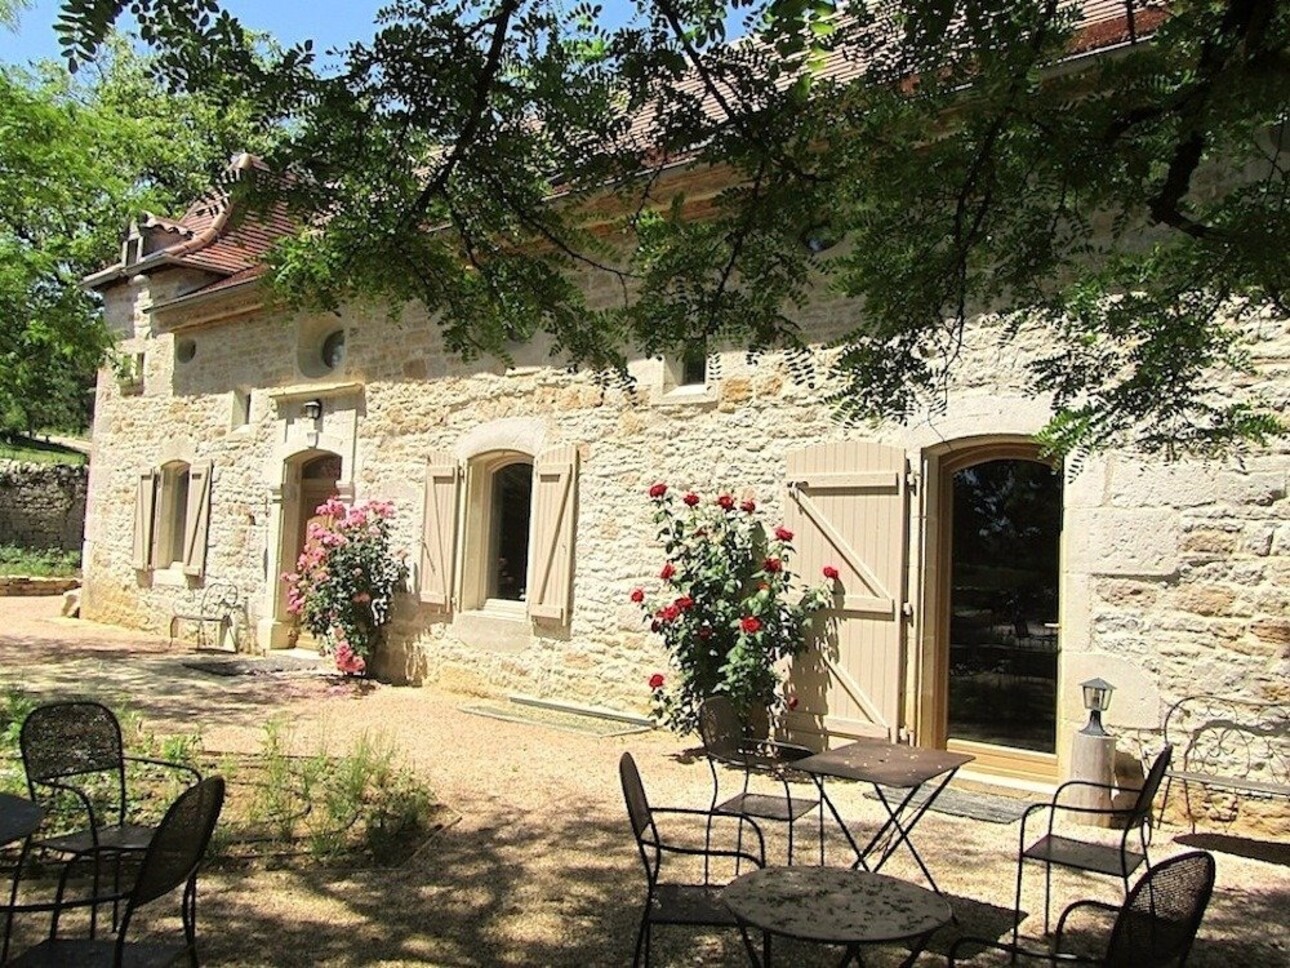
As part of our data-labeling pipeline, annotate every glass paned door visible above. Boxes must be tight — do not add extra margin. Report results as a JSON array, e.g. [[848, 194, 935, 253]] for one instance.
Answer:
[[948, 459, 1062, 754]]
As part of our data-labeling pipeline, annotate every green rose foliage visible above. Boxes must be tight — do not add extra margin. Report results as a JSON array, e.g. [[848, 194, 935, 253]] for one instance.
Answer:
[[637, 485, 832, 734], [283, 498, 409, 676]]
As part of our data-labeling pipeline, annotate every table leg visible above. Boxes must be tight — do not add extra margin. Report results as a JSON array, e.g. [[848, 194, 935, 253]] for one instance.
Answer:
[[865, 768, 962, 895], [894, 928, 937, 968], [3, 834, 32, 962], [811, 776, 867, 869], [736, 923, 772, 967]]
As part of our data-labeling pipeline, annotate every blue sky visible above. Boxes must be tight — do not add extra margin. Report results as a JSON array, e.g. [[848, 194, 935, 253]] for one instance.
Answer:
[[1, 1, 393, 65], [0, 1, 648, 66]]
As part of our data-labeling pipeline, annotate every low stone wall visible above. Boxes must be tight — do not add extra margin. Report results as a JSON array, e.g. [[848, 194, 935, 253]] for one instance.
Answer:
[[0, 576, 80, 596], [0, 460, 88, 551]]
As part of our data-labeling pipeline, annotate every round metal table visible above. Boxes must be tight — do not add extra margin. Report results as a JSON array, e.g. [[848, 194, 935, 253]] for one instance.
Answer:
[[723, 866, 952, 967], [0, 794, 43, 848]]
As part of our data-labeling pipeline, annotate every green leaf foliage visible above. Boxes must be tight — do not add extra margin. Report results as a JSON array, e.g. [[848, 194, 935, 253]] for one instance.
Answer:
[[0, 36, 278, 435], [51, 0, 1290, 455]]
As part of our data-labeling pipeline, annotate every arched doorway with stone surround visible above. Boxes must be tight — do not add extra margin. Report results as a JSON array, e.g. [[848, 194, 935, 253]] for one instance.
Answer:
[[282, 451, 342, 648], [916, 435, 1065, 783]]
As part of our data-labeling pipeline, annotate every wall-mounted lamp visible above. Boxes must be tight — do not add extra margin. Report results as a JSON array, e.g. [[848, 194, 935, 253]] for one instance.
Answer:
[[302, 398, 323, 421], [1080, 677, 1115, 736]]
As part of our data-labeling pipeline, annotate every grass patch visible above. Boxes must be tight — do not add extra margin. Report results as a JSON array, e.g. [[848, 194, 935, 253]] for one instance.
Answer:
[[0, 546, 81, 578], [0, 435, 87, 466]]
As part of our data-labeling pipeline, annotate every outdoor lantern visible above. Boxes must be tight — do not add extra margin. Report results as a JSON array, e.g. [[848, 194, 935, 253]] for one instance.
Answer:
[[302, 398, 323, 421], [1080, 677, 1115, 736]]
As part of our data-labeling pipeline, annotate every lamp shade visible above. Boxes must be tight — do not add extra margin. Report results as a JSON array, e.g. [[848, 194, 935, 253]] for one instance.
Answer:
[[1081, 677, 1115, 713], [302, 399, 323, 420]]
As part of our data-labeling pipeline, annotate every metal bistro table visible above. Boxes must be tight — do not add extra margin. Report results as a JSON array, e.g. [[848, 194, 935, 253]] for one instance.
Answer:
[[724, 866, 952, 967], [795, 739, 973, 895], [0, 792, 46, 961]]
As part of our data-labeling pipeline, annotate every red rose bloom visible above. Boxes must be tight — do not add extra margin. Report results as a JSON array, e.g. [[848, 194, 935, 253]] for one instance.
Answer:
[[788, 696, 799, 711], [763, 557, 783, 573], [649, 673, 665, 689], [774, 526, 794, 542], [660, 562, 676, 580], [675, 595, 694, 611], [697, 626, 713, 640], [740, 616, 762, 634], [683, 492, 700, 506], [659, 604, 681, 622], [823, 565, 840, 580], [648, 482, 668, 499], [716, 494, 735, 510], [630, 587, 645, 603], [741, 499, 756, 513]]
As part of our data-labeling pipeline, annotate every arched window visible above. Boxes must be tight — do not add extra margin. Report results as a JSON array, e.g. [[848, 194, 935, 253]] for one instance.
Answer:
[[152, 461, 191, 568], [463, 451, 534, 610]]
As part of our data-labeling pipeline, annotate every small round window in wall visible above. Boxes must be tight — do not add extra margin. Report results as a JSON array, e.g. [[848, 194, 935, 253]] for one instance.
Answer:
[[175, 338, 197, 364], [321, 330, 346, 371]]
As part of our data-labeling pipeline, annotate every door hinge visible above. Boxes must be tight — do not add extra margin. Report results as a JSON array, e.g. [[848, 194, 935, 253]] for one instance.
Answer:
[[900, 601, 914, 618], [906, 470, 920, 492]]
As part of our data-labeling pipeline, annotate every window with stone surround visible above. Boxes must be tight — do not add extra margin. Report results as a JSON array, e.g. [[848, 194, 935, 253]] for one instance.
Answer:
[[132, 460, 214, 578], [419, 444, 579, 626], [655, 340, 718, 405], [152, 462, 191, 569]]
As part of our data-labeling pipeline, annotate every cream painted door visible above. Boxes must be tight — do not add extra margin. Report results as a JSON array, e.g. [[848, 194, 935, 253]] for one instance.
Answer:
[[783, 442, 910, 744]]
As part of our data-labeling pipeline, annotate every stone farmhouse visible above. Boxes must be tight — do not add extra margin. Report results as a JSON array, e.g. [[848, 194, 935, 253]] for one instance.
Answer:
[[79, 4, 1287, 802]]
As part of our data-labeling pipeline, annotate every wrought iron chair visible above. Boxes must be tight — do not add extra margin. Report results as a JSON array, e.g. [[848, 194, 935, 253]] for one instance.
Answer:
[[697, 696, 822, 865], [620, 752, 765, 968], [1016, 745, 1173, 937], [20, 701, 204, 856], [11, 776, 226, 967], [951, 850, 1215, 966]]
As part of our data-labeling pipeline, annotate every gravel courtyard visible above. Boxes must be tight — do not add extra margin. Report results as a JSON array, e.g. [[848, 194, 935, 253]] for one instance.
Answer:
[[0, 597, 1284, 966]]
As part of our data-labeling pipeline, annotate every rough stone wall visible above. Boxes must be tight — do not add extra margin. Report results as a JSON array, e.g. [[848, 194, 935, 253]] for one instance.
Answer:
[[0, 460, 88, 551], [82, 264, 1289, 828]]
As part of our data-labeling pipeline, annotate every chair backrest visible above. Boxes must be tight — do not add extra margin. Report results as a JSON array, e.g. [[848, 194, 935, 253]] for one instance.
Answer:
[[697, 697, 743, 758], [20, 701, 126, 784], [1127, 745, 1174, 827], [129, 776, 226, 908], [619, 752, 653, 844], [1104, 850, 1215, 967]]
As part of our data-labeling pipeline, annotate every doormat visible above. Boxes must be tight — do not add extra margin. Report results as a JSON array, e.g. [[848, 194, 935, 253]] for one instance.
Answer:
[[459, 701, 653, 738], [184, 656, 326, 677], [865, 785, 1029, 825]]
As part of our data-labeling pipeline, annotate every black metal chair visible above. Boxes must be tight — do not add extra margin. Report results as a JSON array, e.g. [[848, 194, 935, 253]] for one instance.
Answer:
[[620, 752, 765, 968], [952, 850, 1216, 966], [11, 776, 226, 967], [20, 701, 204, 857], [1016, 745, 1173, 937], [697, 696, 822, 865]]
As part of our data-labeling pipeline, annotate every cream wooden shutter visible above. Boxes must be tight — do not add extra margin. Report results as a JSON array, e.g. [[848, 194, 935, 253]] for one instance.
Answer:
[[419, 453, 460, 608], [182, 461, 213, 578], [132, 469, 158, 571], [783, 441, 910, 742], [526, 444, 579, 623]]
